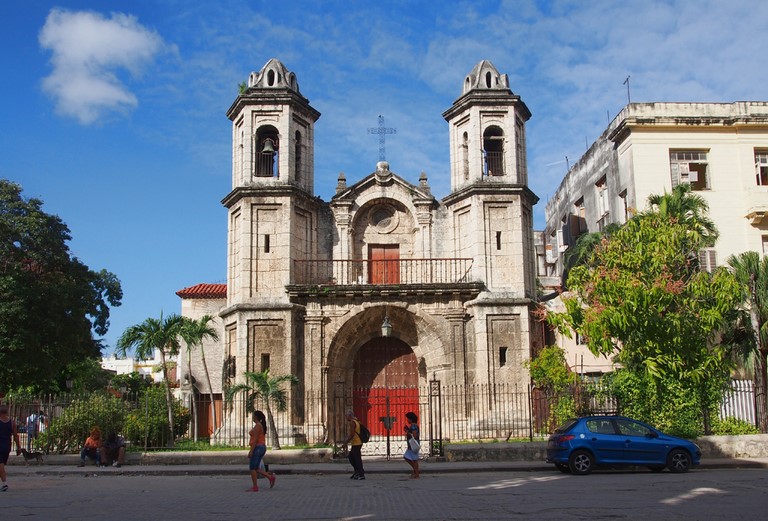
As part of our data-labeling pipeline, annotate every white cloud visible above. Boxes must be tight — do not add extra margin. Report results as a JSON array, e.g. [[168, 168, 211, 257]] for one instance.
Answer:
[[39, 8, 166, 124]]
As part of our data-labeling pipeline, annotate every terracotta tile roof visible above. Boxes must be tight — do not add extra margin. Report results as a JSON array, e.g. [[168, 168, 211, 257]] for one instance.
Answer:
[[176, 283, 227, 299]]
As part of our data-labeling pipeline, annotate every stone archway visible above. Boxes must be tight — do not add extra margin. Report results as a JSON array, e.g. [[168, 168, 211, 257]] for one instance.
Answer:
[[352, 337, 419, 436]]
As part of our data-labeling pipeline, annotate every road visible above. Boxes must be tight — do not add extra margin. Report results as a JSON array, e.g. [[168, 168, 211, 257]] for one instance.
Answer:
[[2, 468, 766, 520]]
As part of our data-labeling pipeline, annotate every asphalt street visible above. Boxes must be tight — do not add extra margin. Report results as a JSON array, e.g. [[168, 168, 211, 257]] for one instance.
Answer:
[[1, 466, 766, 521]]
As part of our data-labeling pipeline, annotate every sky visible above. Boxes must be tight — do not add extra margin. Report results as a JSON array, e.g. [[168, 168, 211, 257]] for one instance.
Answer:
[[2, 0, 767, 356]]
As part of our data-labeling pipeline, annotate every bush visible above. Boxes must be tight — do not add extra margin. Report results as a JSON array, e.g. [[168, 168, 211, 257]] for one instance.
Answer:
[[711, 417, 760, 435], [123, 386, 190, 448], [38, 393, 130, 454]]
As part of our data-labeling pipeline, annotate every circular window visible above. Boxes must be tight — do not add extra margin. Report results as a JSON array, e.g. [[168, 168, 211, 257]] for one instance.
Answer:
[[369, 204, 398, 234]]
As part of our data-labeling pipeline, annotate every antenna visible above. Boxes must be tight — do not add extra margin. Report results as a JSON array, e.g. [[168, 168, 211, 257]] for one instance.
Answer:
[[623, 75, 631, 104]]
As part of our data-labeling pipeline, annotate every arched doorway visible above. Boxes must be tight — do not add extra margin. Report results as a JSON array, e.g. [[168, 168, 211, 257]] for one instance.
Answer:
[[352, 337, 419, 436]]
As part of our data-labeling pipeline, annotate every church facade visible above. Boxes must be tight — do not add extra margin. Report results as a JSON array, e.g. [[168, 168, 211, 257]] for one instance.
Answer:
[[177, 58, 542, 445]]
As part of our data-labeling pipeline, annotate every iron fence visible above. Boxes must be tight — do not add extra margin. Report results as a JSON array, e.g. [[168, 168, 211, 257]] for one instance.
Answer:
[[1, 379, 759, 454]]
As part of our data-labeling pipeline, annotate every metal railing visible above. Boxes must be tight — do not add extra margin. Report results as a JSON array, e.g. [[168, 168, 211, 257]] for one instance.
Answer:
[[2, 379, 759, 453], [292, 258, 474, 286]]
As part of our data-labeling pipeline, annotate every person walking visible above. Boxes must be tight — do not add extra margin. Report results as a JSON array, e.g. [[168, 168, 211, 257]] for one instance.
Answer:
[[403, 411, 420, 479], [25, 410, 39, 451], [345, 409, 365, 480], [247, 410, 276, 492], [0, 404, 22, 492]]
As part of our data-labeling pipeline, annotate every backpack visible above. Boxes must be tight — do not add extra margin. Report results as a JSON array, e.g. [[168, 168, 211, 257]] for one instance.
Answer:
[[357, 421, 371, 443]]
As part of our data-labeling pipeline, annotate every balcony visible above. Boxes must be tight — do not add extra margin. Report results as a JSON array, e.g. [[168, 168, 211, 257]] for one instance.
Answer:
[[288, 258, 482, 299]]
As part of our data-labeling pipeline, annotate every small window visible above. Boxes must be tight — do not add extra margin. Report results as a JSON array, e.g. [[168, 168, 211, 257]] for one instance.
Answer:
[[762, 236, 768, 257], [619, 189, 629, 223], [260, 354, 270, 372], [496, 231, 502, 250], [595, 176, 608, 216], [483, 126, 504, 176], [670, 150, 709, 191], [499, 347, 508, 367], [756, 150, 768, 186], [698, 248, 717, 273], [264, 234, 271, 253]]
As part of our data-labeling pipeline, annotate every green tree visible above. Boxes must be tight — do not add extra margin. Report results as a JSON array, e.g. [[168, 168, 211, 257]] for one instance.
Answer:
[[179, 315, 220, 441], [646, 183, 718, 247], [526, 345, 579, 429], [549, 213, 740, 432], [727, 251, 768, 432], [116, 313, 184, 447], [0, 179, 122, 391], [225, 369, 298, 449]]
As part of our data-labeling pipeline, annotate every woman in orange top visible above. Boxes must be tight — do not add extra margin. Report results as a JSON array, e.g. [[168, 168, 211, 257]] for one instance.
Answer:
[[78, 427, 101, 467], [247, 410, 276, 492]]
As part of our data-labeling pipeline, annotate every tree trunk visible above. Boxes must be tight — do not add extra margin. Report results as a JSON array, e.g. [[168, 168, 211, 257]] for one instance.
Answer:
[[188, 357, 198, 442], [755, 349, 768, 433], [201, 352, 217, 443], [160, 349, 176, 447], [265, 402, 281, 450]]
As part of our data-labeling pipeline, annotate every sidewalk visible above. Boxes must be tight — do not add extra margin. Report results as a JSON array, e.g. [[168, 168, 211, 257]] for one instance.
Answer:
[[7, 454, 768, 477]]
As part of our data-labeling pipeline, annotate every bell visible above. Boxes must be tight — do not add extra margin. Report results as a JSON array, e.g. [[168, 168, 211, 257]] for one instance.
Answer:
[[261, 139, 275, 154]]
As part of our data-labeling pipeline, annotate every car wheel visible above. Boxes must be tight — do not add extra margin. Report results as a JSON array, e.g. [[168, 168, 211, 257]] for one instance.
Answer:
[[648, 465, 665, 473], [568, 450, 594, 475], [555, 463, 571, 474], [666, 449, 692, 473]]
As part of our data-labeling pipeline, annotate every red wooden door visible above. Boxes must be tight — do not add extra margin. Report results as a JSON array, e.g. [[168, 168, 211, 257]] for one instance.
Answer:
[[368, 245, 399, 284], [353, 337, 419, 436]]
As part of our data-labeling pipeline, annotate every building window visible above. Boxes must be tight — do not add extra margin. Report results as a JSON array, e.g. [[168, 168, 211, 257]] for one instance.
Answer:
[[462, 132, 469, 180], [260, 354, 270, 372], [762, 236, 768, 256], [295, 131, 302, 181], [670, 150, 709, 191], [756, 150, 768, 186], [573, 197, 587, 236], [698, 248, 717, 273], [264, 234, 271, 253], [619, 189, 629, 224], [499, 347, 508, 367], [483, 126, 504, 176], [595, 176, 608, 217]]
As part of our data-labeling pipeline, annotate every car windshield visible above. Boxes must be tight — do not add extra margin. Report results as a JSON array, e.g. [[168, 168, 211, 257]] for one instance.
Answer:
[[554, 419, 579, 433]]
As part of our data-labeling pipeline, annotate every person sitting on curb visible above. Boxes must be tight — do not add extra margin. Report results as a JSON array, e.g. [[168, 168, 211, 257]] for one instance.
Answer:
[[100, 432, 126, 468], [78, 427, 102, 467]]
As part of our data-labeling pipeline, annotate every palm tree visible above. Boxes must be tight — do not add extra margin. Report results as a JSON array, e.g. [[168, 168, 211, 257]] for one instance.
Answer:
[[179, 315, 220, 442], [646, 184, 718, 247], [116, 312, 184, 447], [728, 251, 768, 432], [225, 369, 299, 449]]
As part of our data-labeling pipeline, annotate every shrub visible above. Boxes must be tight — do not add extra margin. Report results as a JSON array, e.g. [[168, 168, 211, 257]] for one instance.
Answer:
[[38, 392, 130, 453], [711, 417, 760, 435], [123, 386, 190, 448]]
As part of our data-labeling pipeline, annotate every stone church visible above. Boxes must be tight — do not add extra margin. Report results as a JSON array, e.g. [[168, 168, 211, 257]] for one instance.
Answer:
[[177, 58, 542, 446]]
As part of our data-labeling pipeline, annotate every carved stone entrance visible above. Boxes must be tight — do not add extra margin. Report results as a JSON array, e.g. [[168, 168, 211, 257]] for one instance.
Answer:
[[352, 337, 419, 436]]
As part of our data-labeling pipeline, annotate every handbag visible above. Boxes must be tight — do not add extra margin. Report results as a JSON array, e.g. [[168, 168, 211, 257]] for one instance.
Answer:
[[408, 437, 421, 452]]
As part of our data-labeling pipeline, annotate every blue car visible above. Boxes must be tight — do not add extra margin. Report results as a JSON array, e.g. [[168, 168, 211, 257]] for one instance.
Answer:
[[546, 416, 702, 475]]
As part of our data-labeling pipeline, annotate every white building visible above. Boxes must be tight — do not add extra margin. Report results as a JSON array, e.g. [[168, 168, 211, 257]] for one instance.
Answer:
[[542, 101, 768, 374]]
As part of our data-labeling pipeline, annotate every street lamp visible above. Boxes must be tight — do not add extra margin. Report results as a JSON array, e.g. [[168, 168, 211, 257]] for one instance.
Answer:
[[381, 311, 392, 337]]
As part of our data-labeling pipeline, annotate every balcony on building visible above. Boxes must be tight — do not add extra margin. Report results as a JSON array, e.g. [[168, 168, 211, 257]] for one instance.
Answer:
[[287, 257, 483, 299]]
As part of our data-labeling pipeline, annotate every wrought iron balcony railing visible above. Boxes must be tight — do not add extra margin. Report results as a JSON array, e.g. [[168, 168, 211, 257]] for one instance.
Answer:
[[292, 258, 474, 286]]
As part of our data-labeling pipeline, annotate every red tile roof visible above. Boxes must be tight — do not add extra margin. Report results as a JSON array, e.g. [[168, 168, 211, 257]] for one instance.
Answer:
[[176, 283, 227, 299]]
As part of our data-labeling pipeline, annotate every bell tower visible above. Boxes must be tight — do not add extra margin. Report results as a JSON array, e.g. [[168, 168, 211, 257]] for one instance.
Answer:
[[227, 58, 320, 193], [442, 60, 537, 296]]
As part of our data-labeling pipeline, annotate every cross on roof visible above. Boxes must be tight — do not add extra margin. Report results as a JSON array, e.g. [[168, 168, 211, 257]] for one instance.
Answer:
[[367, 115, 396, 161]]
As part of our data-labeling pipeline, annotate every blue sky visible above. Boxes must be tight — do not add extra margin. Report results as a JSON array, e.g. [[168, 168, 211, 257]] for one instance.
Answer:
[[2, 0, 767, 355]]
